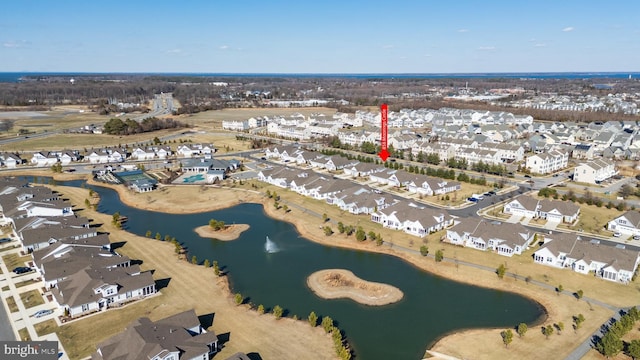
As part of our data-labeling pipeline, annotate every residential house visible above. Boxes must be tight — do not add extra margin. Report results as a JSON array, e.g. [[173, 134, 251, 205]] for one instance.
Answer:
[[503, 195, 580, 223], [572, 144, 594, 160], [30, 151, 59, 167], [607, 211, 640, 237], [445, 219, 535, 257], [371, 202, 453, 237], [0, 153, 23, 168], [533, 233, 640, 284], [52, 265, 156, 318], [573, 158, 617, 184], [525, 149, 568, 174], [92, 310, 218, 360], [537, 199, 580, 223]]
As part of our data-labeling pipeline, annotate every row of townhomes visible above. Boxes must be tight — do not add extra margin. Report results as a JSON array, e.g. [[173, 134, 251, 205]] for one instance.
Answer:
[[258, 163, 455, 238], [265, 145, 461, 196], [573, 158, 618, 184], [533, 232, 640, 284], [445, 219, 534, 257], [0, 178, 157, 318], [262, 145, 640, 284], [226, 108, 639, 183], [0, 143, 217, 168], [503, 195, 581, 224]]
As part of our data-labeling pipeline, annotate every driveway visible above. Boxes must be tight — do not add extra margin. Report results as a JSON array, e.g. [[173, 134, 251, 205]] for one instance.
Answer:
[[506, 214, 522, 224], [544, 220, 560, 231]]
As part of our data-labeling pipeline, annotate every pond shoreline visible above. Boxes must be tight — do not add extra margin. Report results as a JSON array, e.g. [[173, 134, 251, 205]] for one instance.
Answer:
[[28, 173, 563, 359]]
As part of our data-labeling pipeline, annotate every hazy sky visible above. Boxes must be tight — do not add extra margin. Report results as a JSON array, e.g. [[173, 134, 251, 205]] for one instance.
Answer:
[[1, 0, 639, 73]]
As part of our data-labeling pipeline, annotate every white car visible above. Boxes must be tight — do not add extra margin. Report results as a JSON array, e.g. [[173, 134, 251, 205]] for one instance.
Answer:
[[33, 309, 53, 318], [613, 232, 622, 237]]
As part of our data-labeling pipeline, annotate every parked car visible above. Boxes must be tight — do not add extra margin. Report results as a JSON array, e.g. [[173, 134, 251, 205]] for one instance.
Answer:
[[524, 174, 532, 178], [13, 266, 32, 274], [0, 237, 12, 243], [613, 232, 622, 238], [467, 197, 479, 203], [633, 235, 640, 241], [33, 309, 53, 318]]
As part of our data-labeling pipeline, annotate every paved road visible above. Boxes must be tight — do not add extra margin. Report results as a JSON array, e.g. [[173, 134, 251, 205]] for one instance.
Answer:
[[0, 292, 16, 341]]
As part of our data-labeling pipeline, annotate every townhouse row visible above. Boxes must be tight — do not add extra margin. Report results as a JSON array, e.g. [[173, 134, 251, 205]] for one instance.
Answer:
[[266, 145, 461, 197], [0, 143, 217, 168], [0, 178, 156, 318], [257, 165, 455, 238]]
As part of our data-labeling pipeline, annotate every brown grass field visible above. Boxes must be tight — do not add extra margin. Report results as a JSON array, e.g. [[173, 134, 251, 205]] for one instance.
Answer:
[[18, 327, 30, 341], [11, 171, 640, 360], [20, 289, 44, 309], [34, 318, 58, 337], [176, 107, 337, 129]]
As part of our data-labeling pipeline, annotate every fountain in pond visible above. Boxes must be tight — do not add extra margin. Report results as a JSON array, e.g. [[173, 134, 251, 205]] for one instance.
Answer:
[[265, 236, 279, 253]]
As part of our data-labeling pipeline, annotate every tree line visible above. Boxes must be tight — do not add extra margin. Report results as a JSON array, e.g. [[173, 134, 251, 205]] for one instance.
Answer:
[[103, 117, 186, 135]]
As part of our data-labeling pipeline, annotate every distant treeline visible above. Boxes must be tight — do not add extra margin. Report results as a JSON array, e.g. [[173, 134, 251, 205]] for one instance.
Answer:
[[1, 75, 639, 122]]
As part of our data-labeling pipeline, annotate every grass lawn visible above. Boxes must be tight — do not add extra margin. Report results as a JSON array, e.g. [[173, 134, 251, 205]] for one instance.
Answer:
[[1, 253, 32, 270], [6, 296, 18, 312], [2, 286, 9, 291], [34, 319, 58, 337], [15, 278, 40, 288], [18, 328, 30, 342], [20, 289, 44, 309], [565, 203, 626, 235], [0, 245, 20, 253]]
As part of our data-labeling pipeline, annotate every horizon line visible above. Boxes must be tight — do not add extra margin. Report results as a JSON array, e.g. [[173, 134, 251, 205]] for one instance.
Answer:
[[2, 71, 640, 75]]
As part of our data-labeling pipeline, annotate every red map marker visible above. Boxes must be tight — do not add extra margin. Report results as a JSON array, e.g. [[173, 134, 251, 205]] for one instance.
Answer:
[[378, 103, 389, 161]]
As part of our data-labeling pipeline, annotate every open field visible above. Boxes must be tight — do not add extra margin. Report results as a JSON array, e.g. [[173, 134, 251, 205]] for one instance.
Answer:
[[176, 107, 337, 129], [0, 128, 186, 152], [24, 173, 640, 360], [0, 109, 110, 136]]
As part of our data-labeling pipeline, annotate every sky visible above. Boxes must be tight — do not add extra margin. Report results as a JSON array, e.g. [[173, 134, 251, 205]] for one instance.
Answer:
[[1, 0, 639, 73]]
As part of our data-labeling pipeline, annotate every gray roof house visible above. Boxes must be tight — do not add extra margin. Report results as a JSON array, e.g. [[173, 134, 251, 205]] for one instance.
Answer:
[[92, 309, 218, 360], [533, 233, 640, 284]]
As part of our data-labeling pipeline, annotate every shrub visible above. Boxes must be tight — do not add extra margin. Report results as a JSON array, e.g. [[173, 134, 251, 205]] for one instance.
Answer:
[[272, 305, 283, 319], [234, 293, 243, 305]]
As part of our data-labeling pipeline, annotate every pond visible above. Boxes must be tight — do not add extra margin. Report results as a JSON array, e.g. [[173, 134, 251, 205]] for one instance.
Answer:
[[65, 180, 545, 359]]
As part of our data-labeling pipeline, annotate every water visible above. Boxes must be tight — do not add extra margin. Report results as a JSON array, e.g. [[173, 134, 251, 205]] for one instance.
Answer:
[[49, 180, 544, 360], [264, 236, 279, 253], [1, 71, 639, 83]]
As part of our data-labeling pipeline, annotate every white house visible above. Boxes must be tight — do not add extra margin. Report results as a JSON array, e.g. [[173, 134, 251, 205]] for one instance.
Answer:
[[445, 219, 534, 257], [525, 149, 568, 174], [573, 158, 617, 184], [533, 233, 640, 284], [607, 211, 640, 237]]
